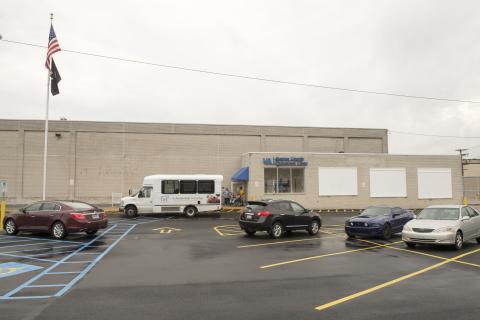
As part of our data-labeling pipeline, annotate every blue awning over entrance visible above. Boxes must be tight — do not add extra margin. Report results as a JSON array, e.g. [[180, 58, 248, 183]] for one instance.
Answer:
[[231, 167, 249, 181]]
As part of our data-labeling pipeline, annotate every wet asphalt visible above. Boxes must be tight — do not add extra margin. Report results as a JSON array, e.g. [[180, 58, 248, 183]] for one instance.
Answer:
[[1, 212, 479, 320]]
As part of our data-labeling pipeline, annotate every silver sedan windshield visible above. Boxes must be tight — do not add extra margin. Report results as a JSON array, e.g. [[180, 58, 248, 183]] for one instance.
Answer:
[[417, 208, 459, 220]]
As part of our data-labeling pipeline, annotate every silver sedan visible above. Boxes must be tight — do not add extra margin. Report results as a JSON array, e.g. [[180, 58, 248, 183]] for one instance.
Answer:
[[402, 205, 480, 250]]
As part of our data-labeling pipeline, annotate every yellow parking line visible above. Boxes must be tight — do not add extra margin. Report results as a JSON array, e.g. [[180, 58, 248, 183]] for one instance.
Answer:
[[218, 226, 242, 230], [237, 235, 339, 249], [213, 225, 240, 236], [314, 247, 480, 311], [222, 232, 245, 236], [260, 241, 403, 269], [323, 225, 343, 228], [358, 239, 480, 269]]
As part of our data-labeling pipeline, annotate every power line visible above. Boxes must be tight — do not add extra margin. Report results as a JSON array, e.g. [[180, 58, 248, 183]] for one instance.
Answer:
[[389, 130, 480, 139], [2, 38, 480, 104]]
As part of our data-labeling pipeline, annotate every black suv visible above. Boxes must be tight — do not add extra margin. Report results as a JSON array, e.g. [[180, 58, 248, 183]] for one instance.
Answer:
[[238, 200, 322, 238]]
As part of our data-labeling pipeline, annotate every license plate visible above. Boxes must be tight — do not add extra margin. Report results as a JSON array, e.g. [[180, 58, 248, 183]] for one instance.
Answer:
[[245, 214, 253, 220], [92, 213, 99, 219]]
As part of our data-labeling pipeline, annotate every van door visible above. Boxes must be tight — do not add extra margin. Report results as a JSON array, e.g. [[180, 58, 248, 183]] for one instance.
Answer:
[[136, 186, 153, 213]]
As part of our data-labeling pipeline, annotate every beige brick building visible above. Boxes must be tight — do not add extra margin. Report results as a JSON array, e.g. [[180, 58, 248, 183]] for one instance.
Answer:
[[0, 119, 462, 208], [243, 153, 462, 209]]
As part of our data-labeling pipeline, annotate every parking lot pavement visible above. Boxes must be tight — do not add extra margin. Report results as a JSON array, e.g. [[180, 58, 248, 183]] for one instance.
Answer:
[[1, 213, 479, 320]]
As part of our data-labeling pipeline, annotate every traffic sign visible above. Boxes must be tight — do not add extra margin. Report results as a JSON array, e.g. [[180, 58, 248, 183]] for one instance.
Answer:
[[0, 179, 7, 198]]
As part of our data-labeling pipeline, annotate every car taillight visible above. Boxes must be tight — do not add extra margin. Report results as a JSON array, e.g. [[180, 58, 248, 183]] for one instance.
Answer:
[[70, 213, 86, 220], [257, 210, 271, 217]]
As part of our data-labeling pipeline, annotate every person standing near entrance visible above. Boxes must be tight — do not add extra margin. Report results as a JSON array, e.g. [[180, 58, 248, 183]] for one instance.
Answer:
[[239, 186, 245, 206], [222, 187, 231, 205]]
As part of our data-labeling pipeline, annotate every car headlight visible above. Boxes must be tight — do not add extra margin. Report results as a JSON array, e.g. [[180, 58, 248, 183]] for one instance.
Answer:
[[434, 226, 454, 233], [403, 224, 412, 231], [364, 223, 369, 227]]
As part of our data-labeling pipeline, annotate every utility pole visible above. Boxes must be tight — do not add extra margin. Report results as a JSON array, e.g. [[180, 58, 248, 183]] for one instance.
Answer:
[[456, 148, 469, 176]]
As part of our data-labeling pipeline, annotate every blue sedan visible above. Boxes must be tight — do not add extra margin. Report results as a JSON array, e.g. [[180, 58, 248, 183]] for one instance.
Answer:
[[345, 206, 415, 240]]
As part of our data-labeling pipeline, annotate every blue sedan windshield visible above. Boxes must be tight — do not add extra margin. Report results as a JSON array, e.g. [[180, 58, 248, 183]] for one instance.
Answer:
[[359, 207, 391, 217], [417, 208, 459, 220]]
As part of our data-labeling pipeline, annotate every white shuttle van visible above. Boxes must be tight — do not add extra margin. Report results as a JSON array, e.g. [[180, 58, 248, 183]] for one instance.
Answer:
[[120, 174, 223, 217]]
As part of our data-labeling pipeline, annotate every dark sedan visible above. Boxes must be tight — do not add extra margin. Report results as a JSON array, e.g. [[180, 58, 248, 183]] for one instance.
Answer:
[[345, 206, 414, 240], [3, 201, 108, 239], [238, 200, 322, 238]]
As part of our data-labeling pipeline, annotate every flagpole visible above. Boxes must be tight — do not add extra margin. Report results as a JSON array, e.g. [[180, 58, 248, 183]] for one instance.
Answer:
[[42, 13, 53, 201]]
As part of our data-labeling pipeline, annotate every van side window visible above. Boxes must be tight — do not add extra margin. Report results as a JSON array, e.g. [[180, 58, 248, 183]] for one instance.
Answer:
[[162, 180, 179, 194], [198, 180, 214, 194], [180, 180, 197, 194]]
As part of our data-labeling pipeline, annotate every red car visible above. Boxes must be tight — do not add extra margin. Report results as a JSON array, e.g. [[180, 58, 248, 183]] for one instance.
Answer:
[[3, 201, 108, 239]]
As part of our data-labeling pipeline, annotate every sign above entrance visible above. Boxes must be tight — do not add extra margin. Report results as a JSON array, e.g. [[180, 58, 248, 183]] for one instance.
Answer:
[[263, 157, 308, 167]]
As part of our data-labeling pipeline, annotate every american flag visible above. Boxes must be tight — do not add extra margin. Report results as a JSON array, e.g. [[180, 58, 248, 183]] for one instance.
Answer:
[[45, 24, 61, 70]]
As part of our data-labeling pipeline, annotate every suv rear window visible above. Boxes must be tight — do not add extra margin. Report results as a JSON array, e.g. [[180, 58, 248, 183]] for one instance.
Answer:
[[246, 202, 267, 212]]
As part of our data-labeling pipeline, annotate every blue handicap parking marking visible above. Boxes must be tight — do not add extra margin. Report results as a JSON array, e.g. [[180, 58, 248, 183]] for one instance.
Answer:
[[0, 262, 43, 279]]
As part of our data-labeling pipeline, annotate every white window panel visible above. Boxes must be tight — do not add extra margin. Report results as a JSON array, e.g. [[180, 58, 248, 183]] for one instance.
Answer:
[[370, 168, 407, 198], [417, 168, 452, 199], [318, 167, 358, 196]]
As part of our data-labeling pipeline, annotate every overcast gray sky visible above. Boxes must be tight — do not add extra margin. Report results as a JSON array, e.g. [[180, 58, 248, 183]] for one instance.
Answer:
[[1, 0, 479, 156]]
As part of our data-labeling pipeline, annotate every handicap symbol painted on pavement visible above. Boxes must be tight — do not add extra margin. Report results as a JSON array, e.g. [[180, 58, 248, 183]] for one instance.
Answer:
[[0, 262, 43, 279]]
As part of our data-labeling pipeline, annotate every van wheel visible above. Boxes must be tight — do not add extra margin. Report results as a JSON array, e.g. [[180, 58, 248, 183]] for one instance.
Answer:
[[184, 206, 197, 218], [125, 205, 138, 218]]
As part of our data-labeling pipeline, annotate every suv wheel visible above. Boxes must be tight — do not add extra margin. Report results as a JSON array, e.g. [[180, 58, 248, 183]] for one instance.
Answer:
[[125, 205, 138, 218], [269, 222, 284, 239], [51, 222, 67, 240], [307, 220, 320, 235], [454, 231, 463, 250], [4, 219, 18, 235], [184, 206, 197, 218]]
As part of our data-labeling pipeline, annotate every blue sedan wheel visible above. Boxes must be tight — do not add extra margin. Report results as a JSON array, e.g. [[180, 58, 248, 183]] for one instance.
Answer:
[[382, 224, 392, 240]]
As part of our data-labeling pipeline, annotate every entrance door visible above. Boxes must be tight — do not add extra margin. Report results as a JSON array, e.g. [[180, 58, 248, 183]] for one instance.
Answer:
[[231, 182, 246, 205]]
